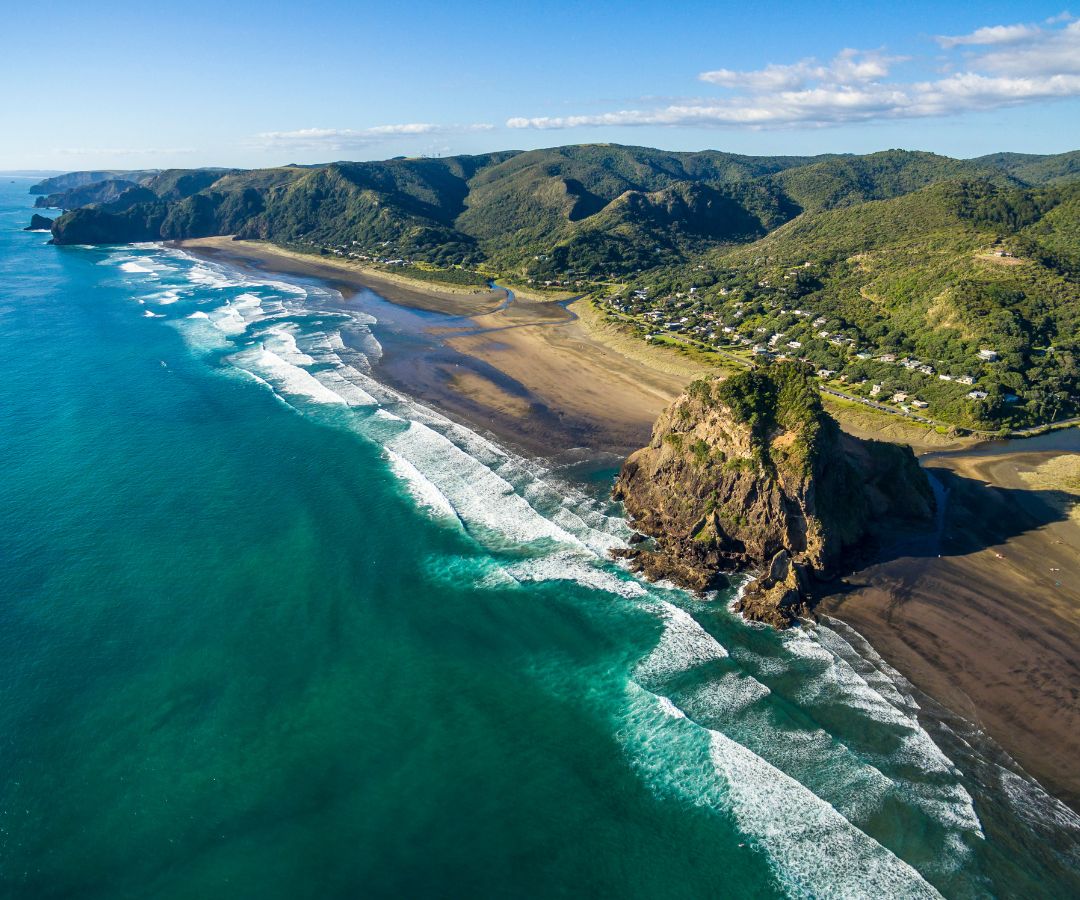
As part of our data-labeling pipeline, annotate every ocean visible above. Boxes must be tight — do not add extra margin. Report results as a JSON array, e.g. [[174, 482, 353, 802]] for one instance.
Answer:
[[1, 178, 1078, 898]]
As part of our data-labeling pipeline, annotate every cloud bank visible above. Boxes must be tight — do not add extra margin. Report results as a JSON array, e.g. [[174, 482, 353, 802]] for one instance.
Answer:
[[507, 16, 1080, 130]]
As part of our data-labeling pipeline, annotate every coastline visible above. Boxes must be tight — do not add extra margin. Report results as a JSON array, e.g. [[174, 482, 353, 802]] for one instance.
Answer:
[[178, 235, 1080, 811], [174, 236, 510, 317], [821, 434, 1080, 809], [177, 236, 712, 457]]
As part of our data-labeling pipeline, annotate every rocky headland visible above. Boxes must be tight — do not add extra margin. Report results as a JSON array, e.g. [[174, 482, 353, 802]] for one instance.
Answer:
[[612, 363, 935, 626], [25, 214, 54, 231]]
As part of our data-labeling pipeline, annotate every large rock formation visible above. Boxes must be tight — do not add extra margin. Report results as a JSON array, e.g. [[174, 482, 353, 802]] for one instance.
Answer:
[[34, 178, 141, 210], [25, 214, 54, 231], [612, 363, 934, 626]]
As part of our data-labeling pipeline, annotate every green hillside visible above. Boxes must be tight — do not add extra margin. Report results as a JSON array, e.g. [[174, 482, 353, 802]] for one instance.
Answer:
[[621, 178, 1079, 428], [43, 143, 1080, 429]]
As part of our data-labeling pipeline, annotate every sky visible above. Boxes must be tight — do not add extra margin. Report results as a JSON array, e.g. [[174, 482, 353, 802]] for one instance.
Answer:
[[3, 0, 1080, 170]]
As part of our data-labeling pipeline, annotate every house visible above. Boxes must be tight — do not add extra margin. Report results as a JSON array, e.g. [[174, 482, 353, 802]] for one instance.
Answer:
[[870, 383, 882, 396], [938, 373, 954, 381], [787, 340, 802, 349], [892, 392, 908, 403], [879, 354, 896, 363], [967, 390, 989, 400], [817, 369, 836, 379], [978, 349, 999, 361], [957, 375, 975, 385], [919, 365, 934, 375], [911, 399, 929, 409]]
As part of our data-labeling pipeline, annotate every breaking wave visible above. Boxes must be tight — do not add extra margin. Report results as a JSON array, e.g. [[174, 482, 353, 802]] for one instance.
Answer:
[[108, 242, 1080, 896]]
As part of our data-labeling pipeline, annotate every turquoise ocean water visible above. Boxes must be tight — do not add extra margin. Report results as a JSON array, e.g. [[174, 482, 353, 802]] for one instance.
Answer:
[[1, 179, 1078, 898]]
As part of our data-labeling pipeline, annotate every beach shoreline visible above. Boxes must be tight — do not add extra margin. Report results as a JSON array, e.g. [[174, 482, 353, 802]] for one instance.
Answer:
[[820, 436, 1080, 810], [177, 235, 1080, 811], [176, 236, 713, 458]]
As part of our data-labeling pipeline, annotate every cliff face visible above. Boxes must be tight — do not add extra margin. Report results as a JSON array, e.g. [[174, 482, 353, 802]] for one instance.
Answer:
[[612, 364, 934, 625], [25, 214, 54, 231], [35, 178, 140, 210]]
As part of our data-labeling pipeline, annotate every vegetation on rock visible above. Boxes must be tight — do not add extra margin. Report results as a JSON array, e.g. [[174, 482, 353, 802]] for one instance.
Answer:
[[612, 363, 935, 625]]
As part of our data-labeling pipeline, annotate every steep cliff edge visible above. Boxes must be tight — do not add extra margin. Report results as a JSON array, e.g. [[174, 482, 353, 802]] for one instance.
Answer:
[[25, 214, 54, 231], [612, 363, 934, 626]]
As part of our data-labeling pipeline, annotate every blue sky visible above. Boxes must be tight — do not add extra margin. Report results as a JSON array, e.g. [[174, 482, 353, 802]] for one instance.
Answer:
[[3, 0, 1080, 169]]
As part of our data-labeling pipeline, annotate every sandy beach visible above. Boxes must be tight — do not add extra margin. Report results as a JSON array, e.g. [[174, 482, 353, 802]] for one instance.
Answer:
[[175, 237, 509, 317], [176, 237, 712, 456], [179, 236, 1080, 811], [822, 436, 1080, 809]]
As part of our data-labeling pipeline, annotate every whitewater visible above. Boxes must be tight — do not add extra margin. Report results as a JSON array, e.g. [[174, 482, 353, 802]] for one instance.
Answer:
[[1, 182, 1078, 898]]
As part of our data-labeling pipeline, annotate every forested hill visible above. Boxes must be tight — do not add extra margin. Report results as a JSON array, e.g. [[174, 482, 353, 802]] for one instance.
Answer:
[[37, 144, 1080, 429]]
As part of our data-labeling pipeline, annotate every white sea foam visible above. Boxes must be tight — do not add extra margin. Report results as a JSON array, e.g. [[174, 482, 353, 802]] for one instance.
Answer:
[[186, 263, 235, 289], [203, 293, 263, 336], [230, 347, 348, 406], [634, 601, 729, 686], [781, 627, 984, 838], [120, 260, 155, 274], [385, 450, 460, 522], [503, 552, 648, 599], [624, 684, 944, 899], [705, 719, 944, 898], [385, 420, 586, 550], [143, 310, 163, 318], [256, 325, 315, 367], [313, 369, 379, 407]]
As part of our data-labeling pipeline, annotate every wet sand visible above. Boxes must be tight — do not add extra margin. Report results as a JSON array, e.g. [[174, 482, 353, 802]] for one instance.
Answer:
[[175, 237, 508, 317], [178, 236, 1080, 810], [821, 434, 1080, 809], [177, 237, 710, 457]]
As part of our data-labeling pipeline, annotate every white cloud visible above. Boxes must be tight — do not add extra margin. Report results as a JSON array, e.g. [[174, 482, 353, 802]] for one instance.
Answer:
[[255, 123, 494, 151], [700, 49, 899, 91], [508, 19, 1080, 131], [936, 24, 1042, 48], [974, 20, 1080, 76]]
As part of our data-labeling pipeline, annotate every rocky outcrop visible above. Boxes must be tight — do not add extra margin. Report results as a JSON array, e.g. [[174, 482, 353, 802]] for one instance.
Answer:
[[612, 363, 934, 626], [50, 189, 168, 245], [35, 178, 141, 210], [29, 169, 158, 196], [25, 214, 54, 231], [737, 550, 811, 628]]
